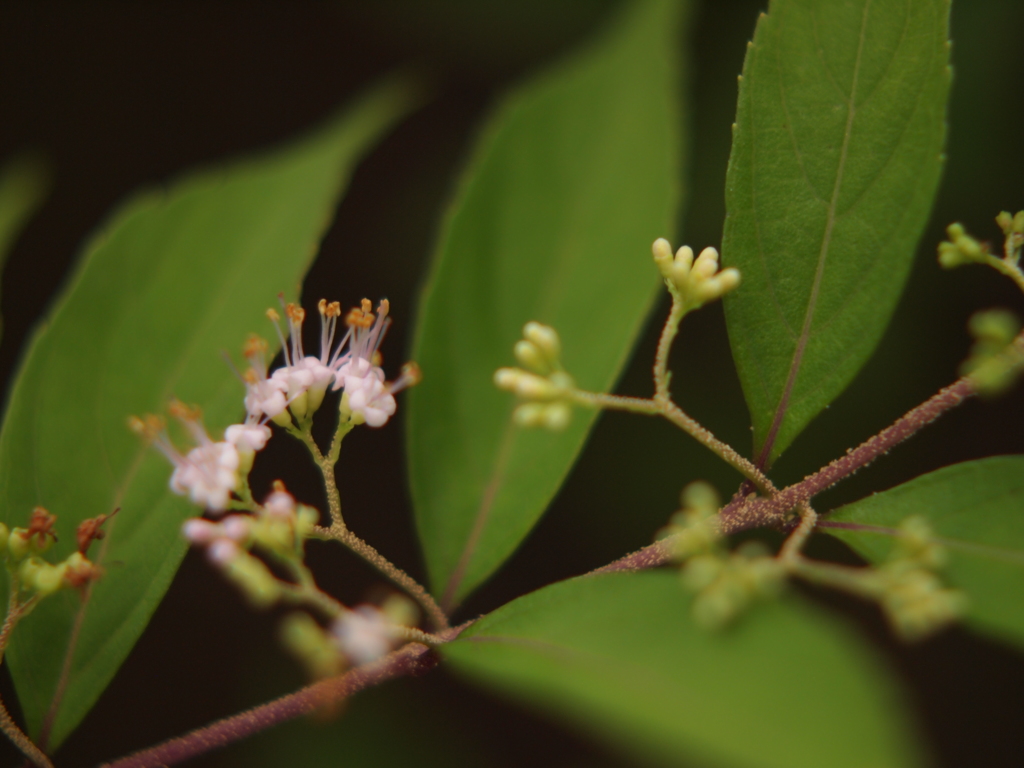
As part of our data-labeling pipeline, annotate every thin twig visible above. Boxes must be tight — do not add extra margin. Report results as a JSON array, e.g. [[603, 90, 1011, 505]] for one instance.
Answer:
[[719, 377, 976, 533], [99, 642, 438, 768], [778, 504, 818, 562], [0, 581, 53, 768], [568, 390, 775, 494], [321, 525, 450, 632]]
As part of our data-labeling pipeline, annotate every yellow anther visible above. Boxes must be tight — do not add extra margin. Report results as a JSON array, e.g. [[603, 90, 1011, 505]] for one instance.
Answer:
[[128, 414, 165, 438], [401, 361, 422, 386], [243, 334, 269, 358], [266, 308, 280, 322], [361, 298, 372, 313], [346, 304, 375, 329], [285, 303, 305, 324], [168, 399, 201, 421]]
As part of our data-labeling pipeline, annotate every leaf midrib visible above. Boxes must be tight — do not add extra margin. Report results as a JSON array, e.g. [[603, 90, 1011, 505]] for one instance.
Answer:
[[756, 0, 872, 466]]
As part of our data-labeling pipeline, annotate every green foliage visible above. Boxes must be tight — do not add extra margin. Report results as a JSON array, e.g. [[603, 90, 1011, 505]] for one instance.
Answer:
[[722, 0, 951, 464], [0, 79, 416, 749], [408, 0, 686, 608], [827, 456, 1024, 649], [445, 571, 924, 768]]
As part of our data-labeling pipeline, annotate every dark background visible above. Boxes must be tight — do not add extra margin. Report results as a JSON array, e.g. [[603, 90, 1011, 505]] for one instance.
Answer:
[[1, 1, 1022, 766]]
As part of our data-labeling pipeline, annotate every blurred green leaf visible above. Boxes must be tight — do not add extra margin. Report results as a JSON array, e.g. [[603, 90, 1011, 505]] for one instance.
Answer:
[[408, 0, 686, 610], [444, 571, 924, 768], [0, 152, 51, 344], [826, 456, 1024, 649], [722, 0, 951, 464], [228, 677, 491, 768], [0, 78, 417, 750]]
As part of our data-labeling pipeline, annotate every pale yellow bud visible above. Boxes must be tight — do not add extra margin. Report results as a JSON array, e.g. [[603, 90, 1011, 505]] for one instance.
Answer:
[[523, 322, 561, 363], [652, 237, 674, 276], [542, 402, 571, 431], [513, 340, 547, 372]]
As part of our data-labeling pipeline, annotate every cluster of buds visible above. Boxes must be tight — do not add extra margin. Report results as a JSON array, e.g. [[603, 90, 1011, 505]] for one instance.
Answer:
[[660, 482, 784, 629], [182, 482, 318, 607], [651, 238, 740, 311], [960, 309, 1024, 397], [872, 516, 966, 642], [2, 507, 104, 598], [493, 322, 575, 430], [996, 210, 1024, 265], [937, 222, 990, 269], [281, 595, 418, 679]]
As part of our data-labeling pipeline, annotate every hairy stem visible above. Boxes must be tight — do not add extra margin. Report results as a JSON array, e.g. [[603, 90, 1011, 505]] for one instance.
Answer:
[[785, 555, 879, 600], [984, 253, 1024, 294], [320, 524, 450, 632], [653, 293, 687, 400], [719, 377, 976, 533], [0, 581, 53, 768], [99, 641, 440, 768], [778, 504, 818, 562], [568, 390, 775, 494]]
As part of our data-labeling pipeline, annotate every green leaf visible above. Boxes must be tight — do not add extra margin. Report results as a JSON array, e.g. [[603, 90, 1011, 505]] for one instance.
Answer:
[[230, 677, 492, 768], [408, 0, 686, 610], [825, 456, 1024, 649], [0, 153, 51, 344], [721, 0, 951, 464], [444, 571, 924, 768], [0, 78, 417, 750]]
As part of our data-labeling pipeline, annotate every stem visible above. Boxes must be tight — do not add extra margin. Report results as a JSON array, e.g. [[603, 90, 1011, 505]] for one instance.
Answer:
[[0, 581, 53, 768], [568, 390, 775, 494], [99, 641, 439, 768], [653, 293, 687, 400], [984, 253, 1024, 294], [785, 555, 880, 600], [778, 504, 818, 562], [278, 578, 344, 620], [291, 423, 347, 528], [291, 420, 447, 629], [719, 376, 976, 533], [588, 537, 675, 575], [320, 525, 449, 632]]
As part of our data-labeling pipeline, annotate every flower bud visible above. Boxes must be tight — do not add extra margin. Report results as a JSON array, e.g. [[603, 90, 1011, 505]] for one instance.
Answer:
[[224, 551, 282, 608], [19, 557, 68, 596], [523, 322, 561, 363], [8, 529, 31, 561], [652, 237, 674, 277], [513, 340, 548, 374], [996, 211, 1014, 235], [281, 612, 344, 679]]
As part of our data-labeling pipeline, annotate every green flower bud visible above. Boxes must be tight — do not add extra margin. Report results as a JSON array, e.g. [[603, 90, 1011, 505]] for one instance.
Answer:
[[280, 612, 343, 679], [8, 529, 31, 561], [523, 322, 561, 365], [224, 552, 282, 609], [513, 340, 548, 374], [19, 557, 68, 596], [1013, 210, 1024, 236], [996, 211, 1014, 235]]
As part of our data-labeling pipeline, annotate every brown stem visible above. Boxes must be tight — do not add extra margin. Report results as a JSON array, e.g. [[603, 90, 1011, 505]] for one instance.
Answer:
[[327, 526, 450, 632], [0, 583, 53, 768], [588, 537, 675, 575], [99, 642, 437, 768], [719, 377, 976, 533]]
